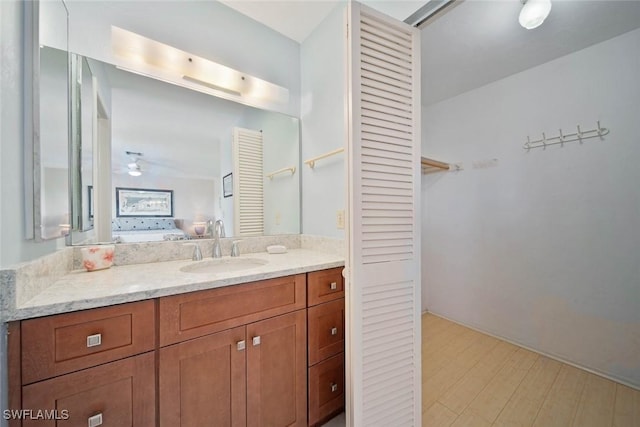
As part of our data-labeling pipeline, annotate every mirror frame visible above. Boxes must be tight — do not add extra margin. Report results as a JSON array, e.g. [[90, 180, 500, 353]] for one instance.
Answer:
[[24, 0, 71, 242]]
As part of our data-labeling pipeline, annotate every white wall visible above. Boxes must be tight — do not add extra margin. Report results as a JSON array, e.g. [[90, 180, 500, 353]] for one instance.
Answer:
[[220, 132, 234, 235], [422, 28, 640, 388], [240, 109, 300, 235], [300, 4, 346, 238], [1, 1, 61, 268]]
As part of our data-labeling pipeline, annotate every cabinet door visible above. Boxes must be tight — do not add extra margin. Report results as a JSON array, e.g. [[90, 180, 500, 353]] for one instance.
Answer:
[[247, 310, 307, 427], [22, 352, 155, 427], [159, 326, 246, 427]]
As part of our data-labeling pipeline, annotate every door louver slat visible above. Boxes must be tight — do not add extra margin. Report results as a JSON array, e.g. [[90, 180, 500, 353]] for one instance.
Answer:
[[348, 4, 420, 425], [233, 127, 264, 236]]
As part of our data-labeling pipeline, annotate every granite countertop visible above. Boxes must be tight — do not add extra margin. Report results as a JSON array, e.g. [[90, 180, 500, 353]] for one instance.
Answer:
[[11, 249, 344, 321]]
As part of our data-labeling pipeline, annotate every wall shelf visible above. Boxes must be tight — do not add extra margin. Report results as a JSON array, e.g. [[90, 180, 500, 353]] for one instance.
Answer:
[[304, 148, 344, 169], [266, 166, 296, 179]]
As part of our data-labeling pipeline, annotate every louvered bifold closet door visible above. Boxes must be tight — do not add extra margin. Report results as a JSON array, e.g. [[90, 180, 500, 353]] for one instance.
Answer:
[[347, 3, 421, 426], [233, 127, 264, 236]]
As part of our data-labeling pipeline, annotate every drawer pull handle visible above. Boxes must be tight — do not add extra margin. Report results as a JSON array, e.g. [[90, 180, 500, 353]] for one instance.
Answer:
[[330, 383, 338, 393], [88, 413, 103, 427], [252, 336, 261, 346], [330, 282, 337, 290], [237, 340, 246, 351], [331, 327, 338, 336], [86, 333, 102, 348]]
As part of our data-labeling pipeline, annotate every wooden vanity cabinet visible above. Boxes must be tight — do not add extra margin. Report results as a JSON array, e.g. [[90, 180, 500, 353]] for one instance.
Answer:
[[9, 268, 343, 426], [158, 274, 308, 427]]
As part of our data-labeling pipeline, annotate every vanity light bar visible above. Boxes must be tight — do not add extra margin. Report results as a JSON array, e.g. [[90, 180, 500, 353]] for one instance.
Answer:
[[111, 26, 289, 107], [181, 75, 242, 96]]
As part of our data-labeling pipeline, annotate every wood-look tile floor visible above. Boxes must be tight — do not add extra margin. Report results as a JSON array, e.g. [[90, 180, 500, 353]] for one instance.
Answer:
[[422, 312, 640, 427]]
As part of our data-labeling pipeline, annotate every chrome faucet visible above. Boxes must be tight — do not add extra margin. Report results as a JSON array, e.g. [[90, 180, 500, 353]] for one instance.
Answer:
[[212, 219, 225, 258], [206, 219, 215, 238]]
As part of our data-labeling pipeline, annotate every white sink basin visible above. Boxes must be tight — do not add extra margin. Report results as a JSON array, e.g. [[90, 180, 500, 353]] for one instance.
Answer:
[[180, 258, 268, 274]]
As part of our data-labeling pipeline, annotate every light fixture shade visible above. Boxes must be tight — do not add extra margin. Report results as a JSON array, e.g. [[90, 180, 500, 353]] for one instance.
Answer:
[[128, 169, 142, 177], [519, 0, 552, 30]]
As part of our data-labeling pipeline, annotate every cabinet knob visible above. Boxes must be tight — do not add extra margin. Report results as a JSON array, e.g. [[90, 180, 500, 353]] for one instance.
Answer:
[[330, 383, 338, 393], [88, 413, 103, 427], [86, 333, 102, 348], [237, 340, 246, 351], [331, 327, 338, 336], [252, 336, 261, 346], [330, 281, 337, 290]]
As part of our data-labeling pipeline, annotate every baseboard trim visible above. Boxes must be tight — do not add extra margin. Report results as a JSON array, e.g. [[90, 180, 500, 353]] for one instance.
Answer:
[[422, 309, 640, 392]]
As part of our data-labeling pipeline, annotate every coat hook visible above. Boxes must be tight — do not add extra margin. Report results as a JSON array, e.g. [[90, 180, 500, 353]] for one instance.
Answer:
[[542, 132, 547, 149], [597, 120, 604, 136], [558, 128, 564, 145], [525, 136, 531, 150], [577, 124, 582, 140]]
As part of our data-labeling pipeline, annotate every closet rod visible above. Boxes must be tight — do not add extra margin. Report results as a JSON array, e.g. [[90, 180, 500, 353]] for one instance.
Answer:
[[421, 157, 450, 170]]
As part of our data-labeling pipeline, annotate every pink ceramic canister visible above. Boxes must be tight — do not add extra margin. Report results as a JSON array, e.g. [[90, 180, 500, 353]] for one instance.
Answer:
[[81, 245, 115, 272]]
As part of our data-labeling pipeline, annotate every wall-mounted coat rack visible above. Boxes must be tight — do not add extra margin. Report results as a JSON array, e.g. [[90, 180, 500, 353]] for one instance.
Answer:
[[266, 166, 296, 179], [304, 148, 344, 169], [524, 121, 609, 150], [421, 156, 461, 174]]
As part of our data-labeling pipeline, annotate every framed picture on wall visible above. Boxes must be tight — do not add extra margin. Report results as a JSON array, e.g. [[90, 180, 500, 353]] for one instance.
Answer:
[[223, 173, 233, 198], [116, 187, 174, 217]]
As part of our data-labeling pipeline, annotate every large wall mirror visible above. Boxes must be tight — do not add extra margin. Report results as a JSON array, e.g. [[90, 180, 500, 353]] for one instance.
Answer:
[[101, 54, 301, 243], [30, 1, 301, 245]]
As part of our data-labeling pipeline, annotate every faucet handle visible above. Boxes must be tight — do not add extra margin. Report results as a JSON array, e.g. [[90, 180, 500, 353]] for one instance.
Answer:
[[231, 240, 242, 257], [183, 243, 203, 261]]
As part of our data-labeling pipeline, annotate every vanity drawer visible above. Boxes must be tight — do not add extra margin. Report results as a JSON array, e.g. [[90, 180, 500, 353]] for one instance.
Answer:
[[21, 300, 156, 384], [308, 298, 345, 366], [308, 353, 345, 427], [22, 351, 155, 427], [159, 274, 306, 346], [307, 267, 344, 306]]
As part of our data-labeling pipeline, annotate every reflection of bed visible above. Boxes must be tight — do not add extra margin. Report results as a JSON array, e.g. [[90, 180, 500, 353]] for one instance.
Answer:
[[112, 217, 188, 243]]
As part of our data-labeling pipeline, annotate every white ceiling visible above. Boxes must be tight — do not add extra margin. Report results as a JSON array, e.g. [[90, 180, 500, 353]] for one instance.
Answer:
[[421, 0, 640, 105], [220, 0, 427, 42], [220, 0, 640, 106]]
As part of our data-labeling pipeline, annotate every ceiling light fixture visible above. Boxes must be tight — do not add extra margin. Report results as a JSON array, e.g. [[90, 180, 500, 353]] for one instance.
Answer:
[[111, 26, 289, 109], [126, 151, 143, 177], [128, 164, 142, 177], [519, 0, 552, 30]]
